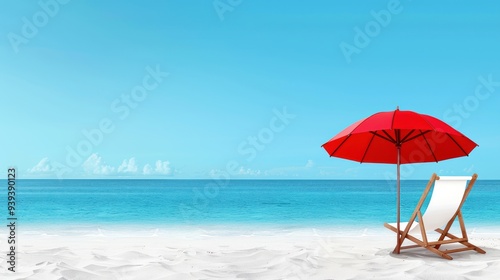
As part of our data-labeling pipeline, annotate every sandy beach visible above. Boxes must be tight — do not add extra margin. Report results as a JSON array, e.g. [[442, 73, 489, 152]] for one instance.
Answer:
[[1, 227, 499, 280]]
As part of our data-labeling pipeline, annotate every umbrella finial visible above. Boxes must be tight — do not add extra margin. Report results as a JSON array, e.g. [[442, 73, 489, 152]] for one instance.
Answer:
[[396, 106, 399, 110]]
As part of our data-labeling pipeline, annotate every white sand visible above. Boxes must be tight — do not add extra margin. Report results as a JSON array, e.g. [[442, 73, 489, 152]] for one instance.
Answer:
[[1, 227, 500, 279]]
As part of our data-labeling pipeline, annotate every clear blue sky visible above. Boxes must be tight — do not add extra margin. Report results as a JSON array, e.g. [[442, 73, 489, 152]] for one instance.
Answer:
[[1, 0, 499, 179]]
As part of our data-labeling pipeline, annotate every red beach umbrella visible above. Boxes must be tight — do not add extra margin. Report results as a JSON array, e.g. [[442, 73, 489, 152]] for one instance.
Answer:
[[321, 107, 478, 253]]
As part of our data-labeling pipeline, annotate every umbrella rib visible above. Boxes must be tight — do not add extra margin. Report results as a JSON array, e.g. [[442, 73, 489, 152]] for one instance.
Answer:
[[447, 133, 470, 156], [328, 134, 352, 157], [370, 131, 396, 143], [400, 129, 416, 143], [421, 131, 439, 162], [382, 130, 397, 143], [360, 133, 376, 163], [391, 109, 397, 129], [401, 130, 431, 144]]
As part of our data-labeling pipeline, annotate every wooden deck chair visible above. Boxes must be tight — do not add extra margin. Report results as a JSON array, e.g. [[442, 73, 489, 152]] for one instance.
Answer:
[[384, 173, 486, 260]]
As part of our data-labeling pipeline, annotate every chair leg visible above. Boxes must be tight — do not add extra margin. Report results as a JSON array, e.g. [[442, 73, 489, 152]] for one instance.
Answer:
[[462, 242, 486, 254], [426, 246, 453, 260], [435, 229, 486, 254]]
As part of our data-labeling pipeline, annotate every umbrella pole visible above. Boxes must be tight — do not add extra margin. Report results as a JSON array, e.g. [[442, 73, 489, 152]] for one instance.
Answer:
[[395, 145, 401, 254]]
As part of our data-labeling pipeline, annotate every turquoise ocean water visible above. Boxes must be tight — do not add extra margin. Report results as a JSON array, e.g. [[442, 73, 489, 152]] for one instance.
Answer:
[[4, 179, 500, 232]]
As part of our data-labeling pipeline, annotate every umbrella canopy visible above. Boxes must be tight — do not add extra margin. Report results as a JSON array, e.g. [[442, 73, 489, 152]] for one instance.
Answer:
[[322, 108, 478, 253]]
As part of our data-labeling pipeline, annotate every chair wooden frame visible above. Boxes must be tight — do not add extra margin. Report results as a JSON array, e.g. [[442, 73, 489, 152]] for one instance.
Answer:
[[384, 173, 486, 260]]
